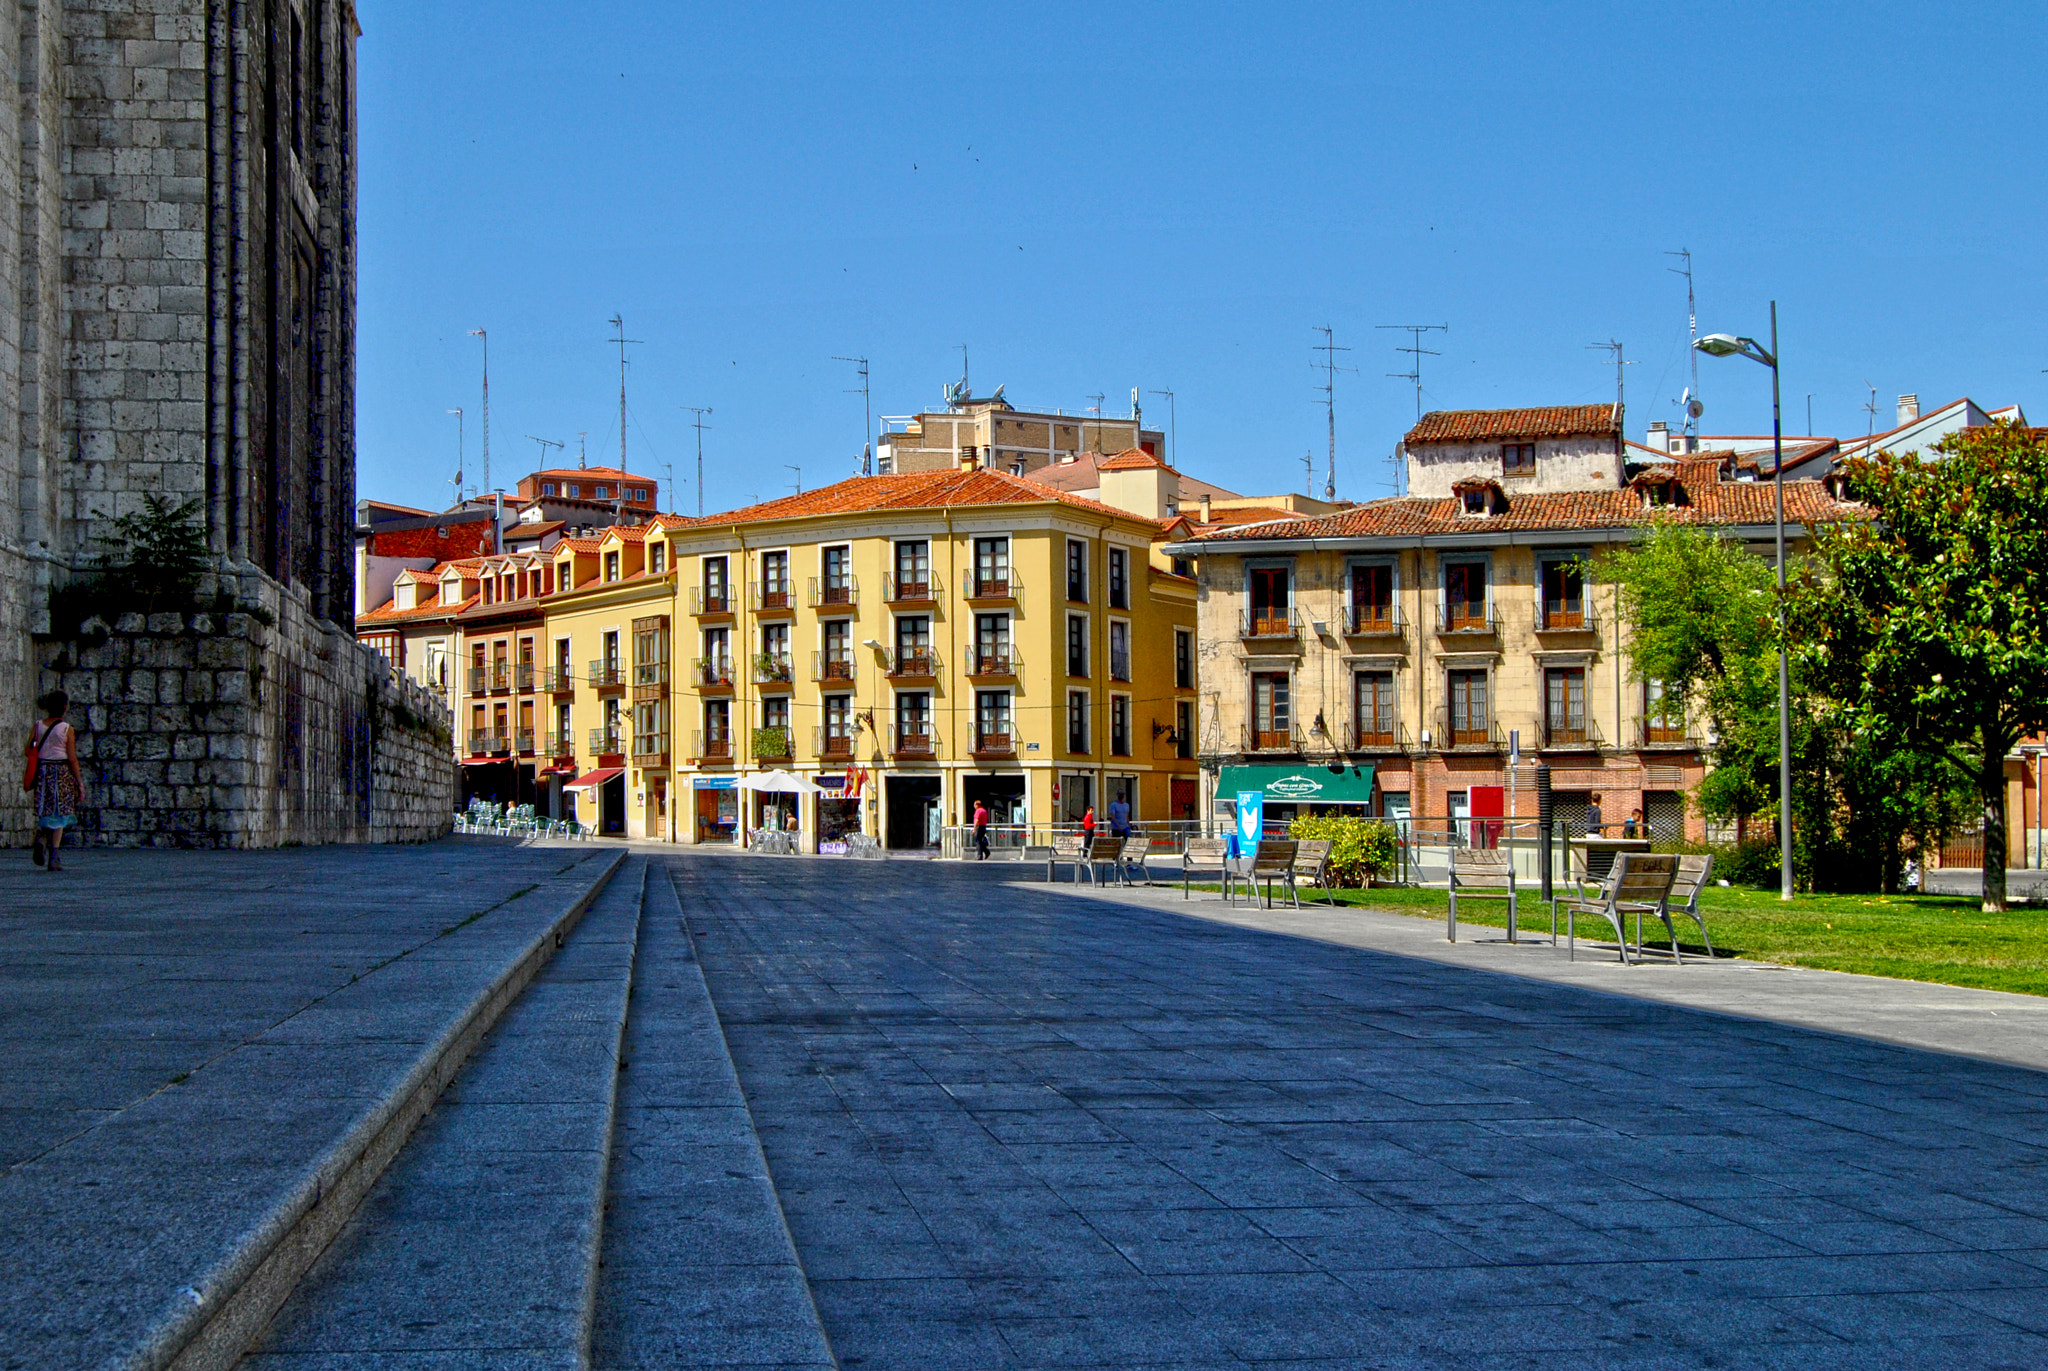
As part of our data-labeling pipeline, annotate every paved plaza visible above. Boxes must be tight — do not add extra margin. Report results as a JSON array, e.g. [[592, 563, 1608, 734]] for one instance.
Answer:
[[678, 854, 2048, 1369], [8, 840, 2048, 1368]]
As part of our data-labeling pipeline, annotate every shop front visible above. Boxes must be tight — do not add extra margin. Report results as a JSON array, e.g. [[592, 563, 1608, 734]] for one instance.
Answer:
[[814, 769, 866, 854], [1216, 762, 1376, 837], [693, 775, 738, 844], [564, 766, 626, 836]]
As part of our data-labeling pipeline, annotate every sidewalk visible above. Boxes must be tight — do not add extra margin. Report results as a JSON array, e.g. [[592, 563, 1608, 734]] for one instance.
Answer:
[[0, 838, 622, 1368], [1039, 878, 2048, 1077]]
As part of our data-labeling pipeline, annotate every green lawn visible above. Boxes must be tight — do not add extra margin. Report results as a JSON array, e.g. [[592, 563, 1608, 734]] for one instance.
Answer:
[[1217, 882, 2048, 999]]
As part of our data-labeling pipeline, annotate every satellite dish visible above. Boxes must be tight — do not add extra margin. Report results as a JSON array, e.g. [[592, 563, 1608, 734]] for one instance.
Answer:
[[1688, 399, 1705, 419]]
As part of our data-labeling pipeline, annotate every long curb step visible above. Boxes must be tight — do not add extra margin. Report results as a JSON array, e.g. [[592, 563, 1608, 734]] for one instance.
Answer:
[[236, 856, 649, 1367], [146, 847, 627, 1371]]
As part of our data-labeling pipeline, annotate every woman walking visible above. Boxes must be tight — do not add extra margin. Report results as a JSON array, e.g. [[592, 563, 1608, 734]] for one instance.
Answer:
[[25, 690, 83, 871]]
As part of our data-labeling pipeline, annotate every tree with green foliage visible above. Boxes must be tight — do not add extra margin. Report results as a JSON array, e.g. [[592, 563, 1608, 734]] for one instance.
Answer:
[[1789, 422, 2048, 912]]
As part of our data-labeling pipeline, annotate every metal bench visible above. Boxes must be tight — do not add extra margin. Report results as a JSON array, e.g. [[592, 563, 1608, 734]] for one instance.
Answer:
[[1290, 839, 1335, 905], [1115, 834, 1153, 886], [1561, 852, 1681, 963], [1180, 838, 1230, 899], [1079, 834, 1127, 885], [1047, 832, 1086, 882], [1248, 838, 1301, 908], [1448, 848, 1518, 943]]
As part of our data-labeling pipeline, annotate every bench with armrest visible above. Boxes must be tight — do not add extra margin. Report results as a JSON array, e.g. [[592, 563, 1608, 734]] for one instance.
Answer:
[[1180, 838, 1231, 900], [1249, 839, 1301, 908], [1047, 832, 1086, 883], [1080, 833, 1127, 885], [1116, 834, 1153, 886], [1447, 849, 1518, 943], [1560, 852, 1680, 963], [1660, 853, 1716, 962], [1290, 839, 1335, 905]]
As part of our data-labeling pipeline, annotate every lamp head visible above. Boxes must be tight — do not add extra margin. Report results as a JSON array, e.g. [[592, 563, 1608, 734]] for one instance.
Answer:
[[861, 638, 882, 650], [1694, 334, 1747, 357]]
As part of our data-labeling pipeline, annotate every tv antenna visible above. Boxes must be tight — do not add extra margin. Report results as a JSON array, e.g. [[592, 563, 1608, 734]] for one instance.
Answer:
[[1667, 249, 1702, 449], [785, 464, 803, 494], [525, 435, 564, 467], [683, 406, 713, 518], [833, 355, 872, 474], [1586, 341, 1636, 440], [446, 408, 464, 500], [468, 328, 490, 499], [944, 345, 971, 408], [1861, 382, 1879, 456], [1313, 326, 1355, 501], [1148, 388, 1177, 465], [576, 431, 587, 469], [1300, 451, 1314, 497], [607, 314, 642, 473], [1378, 323, 1447, 421]]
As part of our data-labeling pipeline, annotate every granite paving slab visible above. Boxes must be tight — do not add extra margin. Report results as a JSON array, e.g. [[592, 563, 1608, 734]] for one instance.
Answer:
[[675, 853, 2048, 1369], [0, 839, 622, 1371]]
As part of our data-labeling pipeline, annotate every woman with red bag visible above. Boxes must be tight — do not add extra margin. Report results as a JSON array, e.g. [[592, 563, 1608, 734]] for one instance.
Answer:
[[24, 690, 84, 871]]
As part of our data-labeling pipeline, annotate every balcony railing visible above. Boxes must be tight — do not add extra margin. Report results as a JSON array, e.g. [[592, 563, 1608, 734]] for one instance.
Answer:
[[751, 583, 793, 613], [466, 731, 509, 757], [814, 727, 855, 760], [1348, 721, 1410, 753], [1540, 716, 1603, 751], [542, 666, 576, 693], [544, 731, 575, 758], [1241, 725, 1303, 754], [1435, 603, 1501, 635], [1637, 718, 1700, 750], [884, 574, 934, 605], [1240, 608, 1303, 642], [589, 728, 623, 756], [513, 663, 535, 692], [467, 667, 488, 696], [1432, 709, 1504, 751], [490, 663, 511, 692], [691, 729, 733, 762], [690, 658, 734, 689], [968, 649, 1020, 679], [752, 655, 795, 687], [1344, 603, 1406, 637], [885, 647, 940, 679], [587, 661, 625, 690], [892, 725, 937, 759], [811, 651, 855, 683], [1538, 601, 1601, 633], [963, 571, 1021, 604], [807, 575, 859, 609], [631, 732, 669, 766], [689, 586, 733, 616], [514, 729, 536, 755], [972, 730, 1015, 758]]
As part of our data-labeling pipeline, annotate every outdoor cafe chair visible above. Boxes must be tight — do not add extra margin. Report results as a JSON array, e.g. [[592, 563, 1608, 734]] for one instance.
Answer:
[[1290, 839, 1335, 905], [1180, 837, 1230, 900], [1249, 838, 1301, 909], [1560, 852, 1681, 964], [1447, 848, 1518, 943]]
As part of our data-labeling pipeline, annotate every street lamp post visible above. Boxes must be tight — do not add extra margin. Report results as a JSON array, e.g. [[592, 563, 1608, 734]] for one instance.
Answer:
[[1695, 304, 1793, 901]]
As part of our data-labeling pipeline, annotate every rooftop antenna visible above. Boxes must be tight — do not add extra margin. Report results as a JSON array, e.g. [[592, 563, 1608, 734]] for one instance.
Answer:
[[1805, 394, 1813, 438], [1148, 388, 1177, 465], [1861, 381, 1879, 456], [944, 344, 971, 409], [833, 355, 872, 474], [1586, 340, 1636, 445], [1131, 386, 1142, 425], [1377, 323, 1447, 422], [785, 464, 802, 494], [446, 408, 464, 502], [469, 328, 490, 500], [684, 406, 713, 518], [1084, 392, 1106, 454], [1667, 249, 1701, 450], [1301, 451, 1314, 497], [525, 435, 564, 468], [1313, 326, 1356, 501], [577, 431, 587, 469], [608, 314, 642, 473]]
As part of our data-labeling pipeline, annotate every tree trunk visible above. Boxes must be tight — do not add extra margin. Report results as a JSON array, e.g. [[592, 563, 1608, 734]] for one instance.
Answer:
[[1982, 711, 2010, 914]]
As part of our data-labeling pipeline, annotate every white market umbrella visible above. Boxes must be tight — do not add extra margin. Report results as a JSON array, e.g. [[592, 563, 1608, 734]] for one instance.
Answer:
[[736, 769, 827, 795]]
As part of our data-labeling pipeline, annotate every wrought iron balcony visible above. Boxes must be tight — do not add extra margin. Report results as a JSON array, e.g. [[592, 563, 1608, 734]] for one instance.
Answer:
[[1344, 603, 1406, 637], [1434, 603, 1501, 636], [807, 575, 859, 609], [589, 728, 623, 756], [542, 666, 576, 693], [752, 654, 795, 687], [750, 583, 793, 613], [1347, 721, 1410, 753], [967, 649, 1020, 679], [971, 730, 1015, 758], [1431, 708, 1504, 752], [544, 731, 575, 759], [587, 661, 625, 690], [811, 651, 855, 684], [1537, 600, 1601, 634], [962, 571, 1021, 605], [690, 658, 734, 690], [1240, 608, 1303, 644], [884, 574, 934, 605], [891, 725, 937, 760], [813, 727, 855, 760], [688, 586, 733, 616], [690, 729, 733, 762], [885, 647, 940, 680], [1240, 725, 1304, 754], [514, 729, 536, 756], [513, 663, 535, 692]]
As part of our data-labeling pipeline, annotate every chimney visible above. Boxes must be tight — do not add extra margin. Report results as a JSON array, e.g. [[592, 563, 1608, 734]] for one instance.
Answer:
[[957, 446, 978, 472], [1897, 394, 1920, 425], [1199, 492, 1212, 524]]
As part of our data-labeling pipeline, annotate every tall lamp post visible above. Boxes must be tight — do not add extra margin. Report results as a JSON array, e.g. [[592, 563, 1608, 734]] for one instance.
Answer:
[[1695, 303, 1793, 901]]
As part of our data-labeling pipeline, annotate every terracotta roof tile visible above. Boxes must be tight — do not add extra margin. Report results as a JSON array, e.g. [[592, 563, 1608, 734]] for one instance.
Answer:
[[689, 469, 1168, 532], [1182, 478, 1862, 544], [555, 537, 604, 553], [1097, 448, 1174, 472], [357, 593, 478, 624], [1405, 404, 1620, 445]]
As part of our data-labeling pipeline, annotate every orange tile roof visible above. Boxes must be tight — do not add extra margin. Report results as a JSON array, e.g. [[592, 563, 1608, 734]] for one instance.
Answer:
[[555, 537, 604, 554], [1405, 404, 1620, 445], [1097, 448, 1174, 472], [690, 469, 1168, 531], [526, 465, 653, 483], [1182, 478, 1862, 544], [358, 593, 478, 624]]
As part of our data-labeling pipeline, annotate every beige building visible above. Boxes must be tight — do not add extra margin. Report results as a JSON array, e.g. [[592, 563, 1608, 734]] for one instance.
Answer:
[[1169, 405, 1859, 843], [879, 396, 1165, 477]]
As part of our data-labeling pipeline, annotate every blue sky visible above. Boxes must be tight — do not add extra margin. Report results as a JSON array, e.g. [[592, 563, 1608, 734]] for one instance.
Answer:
[[356, 2, 2046, 515]]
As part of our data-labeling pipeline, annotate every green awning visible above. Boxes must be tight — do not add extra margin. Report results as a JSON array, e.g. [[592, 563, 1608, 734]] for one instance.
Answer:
[[1219, 763, 1376, 805]]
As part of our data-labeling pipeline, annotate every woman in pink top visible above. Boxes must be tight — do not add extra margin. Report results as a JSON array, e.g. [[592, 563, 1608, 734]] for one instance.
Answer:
[[26, 689, 84, 871]]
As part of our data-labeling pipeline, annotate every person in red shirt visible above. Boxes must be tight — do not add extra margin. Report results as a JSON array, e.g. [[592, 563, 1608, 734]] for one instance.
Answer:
[[972, 801, 991, 860], [1080, 805, 1097, 846]]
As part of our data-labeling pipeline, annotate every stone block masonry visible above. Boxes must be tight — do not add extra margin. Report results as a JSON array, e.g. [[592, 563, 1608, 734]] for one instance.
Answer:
[[38, 571, 454, 847]]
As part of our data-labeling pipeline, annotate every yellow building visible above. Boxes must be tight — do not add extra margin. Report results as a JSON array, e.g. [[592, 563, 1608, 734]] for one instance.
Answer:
[[538, 464, 1199, 850]]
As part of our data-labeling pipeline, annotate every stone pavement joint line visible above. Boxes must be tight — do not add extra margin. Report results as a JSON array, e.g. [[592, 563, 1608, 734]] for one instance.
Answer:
[[675, 854, 2048, 1370], [0, 841, 624, 1371], [241, 855, 651, 1369], [590, 861, 837, 1370]]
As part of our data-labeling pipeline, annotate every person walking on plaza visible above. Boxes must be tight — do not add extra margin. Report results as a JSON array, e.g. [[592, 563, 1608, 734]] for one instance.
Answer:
[[1080, 804, 1097, 846], [1108, 794, 1131, 839], [25, 690, 84, 872], [972, 800, 990, 860]]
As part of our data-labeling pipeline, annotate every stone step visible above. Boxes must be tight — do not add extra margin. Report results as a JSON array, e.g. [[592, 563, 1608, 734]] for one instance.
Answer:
[[0, 843, 626, 1371], [239, 855, 650, 1368], [591, 861, 837, 1370]]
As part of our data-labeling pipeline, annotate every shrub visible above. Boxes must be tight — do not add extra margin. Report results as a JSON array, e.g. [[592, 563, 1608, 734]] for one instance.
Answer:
[[1287, 814, 1401, 886]]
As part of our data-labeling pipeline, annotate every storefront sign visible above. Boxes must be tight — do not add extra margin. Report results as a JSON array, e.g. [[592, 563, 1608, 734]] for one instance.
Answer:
[[692, 776, 737, 791], [1217, 764, 1375, 805]]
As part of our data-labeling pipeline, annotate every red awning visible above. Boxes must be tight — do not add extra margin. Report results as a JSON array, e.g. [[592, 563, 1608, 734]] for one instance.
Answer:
[[563, 767, 624, 792]]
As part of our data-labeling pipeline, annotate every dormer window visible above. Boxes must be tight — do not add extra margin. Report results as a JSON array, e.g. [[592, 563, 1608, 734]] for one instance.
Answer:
[[1454, 478, 1505, 516], [1501, 442, 1536, 476], [1462, 489, 1489, 515], [604, 551, 621, 582]]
